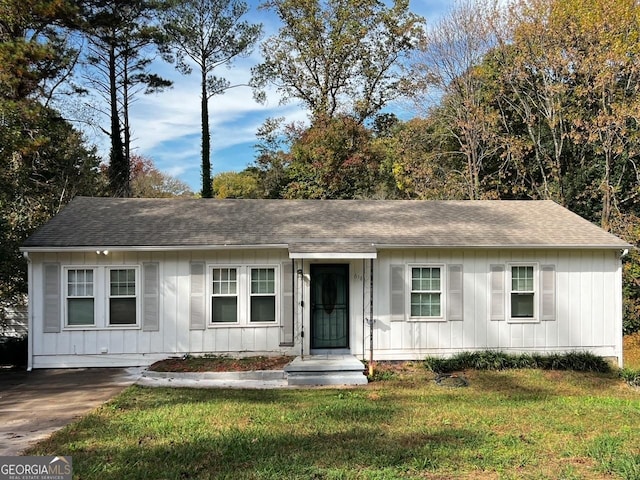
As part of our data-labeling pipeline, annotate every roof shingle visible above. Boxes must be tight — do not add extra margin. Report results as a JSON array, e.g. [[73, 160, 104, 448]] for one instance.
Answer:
[[22, 197, 630, 250]]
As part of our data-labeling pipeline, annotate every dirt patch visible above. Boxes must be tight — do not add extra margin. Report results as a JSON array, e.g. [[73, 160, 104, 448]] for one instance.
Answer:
[[149, 355, 295, 372]]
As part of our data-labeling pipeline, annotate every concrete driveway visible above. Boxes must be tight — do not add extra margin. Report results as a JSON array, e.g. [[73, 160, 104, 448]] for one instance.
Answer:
[[0, 368, 140, 456]]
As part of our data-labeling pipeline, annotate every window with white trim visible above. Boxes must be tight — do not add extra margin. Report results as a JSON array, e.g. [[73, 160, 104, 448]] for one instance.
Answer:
[[510, 265, 535, 320], [250, 268, 276, 322], [211, 267, 238, 323], [108, 268, 137, 325], [410, 267, 442, 318], [66, 268, 95, 326]]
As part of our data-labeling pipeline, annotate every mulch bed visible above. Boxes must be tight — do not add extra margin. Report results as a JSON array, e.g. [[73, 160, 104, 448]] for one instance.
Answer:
[[148, 356, 428, 377], [149, 355, 295, 372]]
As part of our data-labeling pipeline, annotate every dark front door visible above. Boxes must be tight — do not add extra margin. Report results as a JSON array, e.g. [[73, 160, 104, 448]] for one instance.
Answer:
[[311, 264, 349, 349]]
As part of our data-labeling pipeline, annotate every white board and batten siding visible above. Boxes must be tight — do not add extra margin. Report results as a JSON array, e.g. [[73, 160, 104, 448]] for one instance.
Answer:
[[29, 249, 296, 368], [28, 247, 623, 367], [369, 249, 623, 365]]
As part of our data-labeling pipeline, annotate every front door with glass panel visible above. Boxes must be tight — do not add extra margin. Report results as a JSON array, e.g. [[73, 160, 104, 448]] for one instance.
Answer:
[[311, 264, 349, 349]]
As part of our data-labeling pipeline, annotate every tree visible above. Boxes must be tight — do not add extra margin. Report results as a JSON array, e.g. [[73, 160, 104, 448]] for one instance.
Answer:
[[284, 116, 386, 199], [213, 170, 260, 198], [79, 0, 172, 197], [555, 0, 640, 230], [252, 0, 424, 123], [0, 0, 102, 327], [409, 0, 501, 200], [487, 0, 640, 228], [129, 154, 194, 197], [163, 0, 261, 198], [383, 117, 468, 200], [0, 0, 79, 103]]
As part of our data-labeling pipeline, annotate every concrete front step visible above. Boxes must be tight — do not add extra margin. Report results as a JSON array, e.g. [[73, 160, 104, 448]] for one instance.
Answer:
[[284, 355, 368, 386]]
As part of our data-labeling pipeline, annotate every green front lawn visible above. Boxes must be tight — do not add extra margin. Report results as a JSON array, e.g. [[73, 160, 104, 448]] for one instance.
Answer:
[[28, 368, 640, 479]]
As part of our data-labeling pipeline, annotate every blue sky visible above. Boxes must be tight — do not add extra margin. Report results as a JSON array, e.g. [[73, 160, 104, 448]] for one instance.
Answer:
[[109, 0, 453, 192]]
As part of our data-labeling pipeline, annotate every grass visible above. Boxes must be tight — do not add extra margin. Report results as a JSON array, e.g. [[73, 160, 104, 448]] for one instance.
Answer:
[[27, 368, 640, 479]]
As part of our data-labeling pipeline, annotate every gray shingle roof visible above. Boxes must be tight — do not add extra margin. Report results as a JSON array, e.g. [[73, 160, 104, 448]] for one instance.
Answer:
[[22, 197, 630, 251]]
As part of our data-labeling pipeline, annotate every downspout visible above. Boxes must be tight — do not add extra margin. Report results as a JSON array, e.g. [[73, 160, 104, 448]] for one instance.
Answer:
[[23, 252, 33, 372], [362, 259, 365, 362], [291, 258, 295, 348], [368, 258, 374, 377], [299, 259, 305, 358]]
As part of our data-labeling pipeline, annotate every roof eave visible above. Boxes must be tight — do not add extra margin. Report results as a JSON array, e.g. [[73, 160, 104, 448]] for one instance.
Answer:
[[21, 242, 631, 253], [20, 244, 290, 253], [373, 243, 632, 250]]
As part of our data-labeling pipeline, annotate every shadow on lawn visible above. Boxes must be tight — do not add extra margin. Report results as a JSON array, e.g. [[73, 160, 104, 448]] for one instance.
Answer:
[[467, 369, 624, 400], [67, 426, 487, 479]]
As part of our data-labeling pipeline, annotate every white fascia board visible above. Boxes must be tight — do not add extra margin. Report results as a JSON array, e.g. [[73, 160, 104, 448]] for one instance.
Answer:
[[373, 244, 631, 250], [20, 244, 290, 253], [289, 252, 377, 259]]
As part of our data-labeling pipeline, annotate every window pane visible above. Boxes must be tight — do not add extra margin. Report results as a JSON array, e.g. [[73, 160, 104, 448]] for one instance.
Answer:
[[411, 267, 441, 292], [68, 298, 94, 325], [251, 268, 275, 294], [110, 298, 136, 324], [111, 269, 135, 296], [410, 292, 441, 317], [251, 296, 275, 322], [512, 266, 533, 292], [68, 269, 94, 297], [511, 293, 534, 318], [212, 268, 237, 295], [212, 297, 238, 323]]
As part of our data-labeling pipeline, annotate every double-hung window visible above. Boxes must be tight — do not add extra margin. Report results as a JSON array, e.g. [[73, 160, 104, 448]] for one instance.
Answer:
[[510, 265, 535, 320], [250, 268, 276, 322], [410, 267, 442, 319], [67, 269, 95, 326], [109, 268, 137, 325], [212, 268, 238, 323]]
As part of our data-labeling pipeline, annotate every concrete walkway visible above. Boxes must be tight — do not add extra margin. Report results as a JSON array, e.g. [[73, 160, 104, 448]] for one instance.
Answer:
[[0, 367, 141, 456], [138, 369, 289, 389]]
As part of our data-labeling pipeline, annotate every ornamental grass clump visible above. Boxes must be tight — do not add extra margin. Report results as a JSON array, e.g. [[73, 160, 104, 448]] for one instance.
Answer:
[[620, 368, 640, 387], [424, 350, 612, 374]]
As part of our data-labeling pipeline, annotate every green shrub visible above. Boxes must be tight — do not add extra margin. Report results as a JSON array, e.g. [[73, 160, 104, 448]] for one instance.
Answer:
[[424, 350, 611, 374], [620, 368, 640, 387], [0, 335, 27, 367]]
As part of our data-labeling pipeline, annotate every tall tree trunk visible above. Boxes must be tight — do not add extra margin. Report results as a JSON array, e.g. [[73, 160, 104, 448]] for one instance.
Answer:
[[122, 54, 131, 198], [201, 68, 212, 198], [107, 42, 127, 197]]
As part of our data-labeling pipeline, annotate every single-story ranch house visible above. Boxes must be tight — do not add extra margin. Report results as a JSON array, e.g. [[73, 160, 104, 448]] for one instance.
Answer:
[[21, 197, 630, 370]]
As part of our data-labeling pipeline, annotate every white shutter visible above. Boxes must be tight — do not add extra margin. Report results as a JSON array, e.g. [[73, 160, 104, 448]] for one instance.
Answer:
[[489, 265, 505, 321], [43, 263, 61, 333], [541, 265, 556, 321], [142, 262, 160, 331], [280, 261, 294, 345], [390, 264, 405, 321], [447, 264, 463, 321], [189, 262, 205, 330]]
